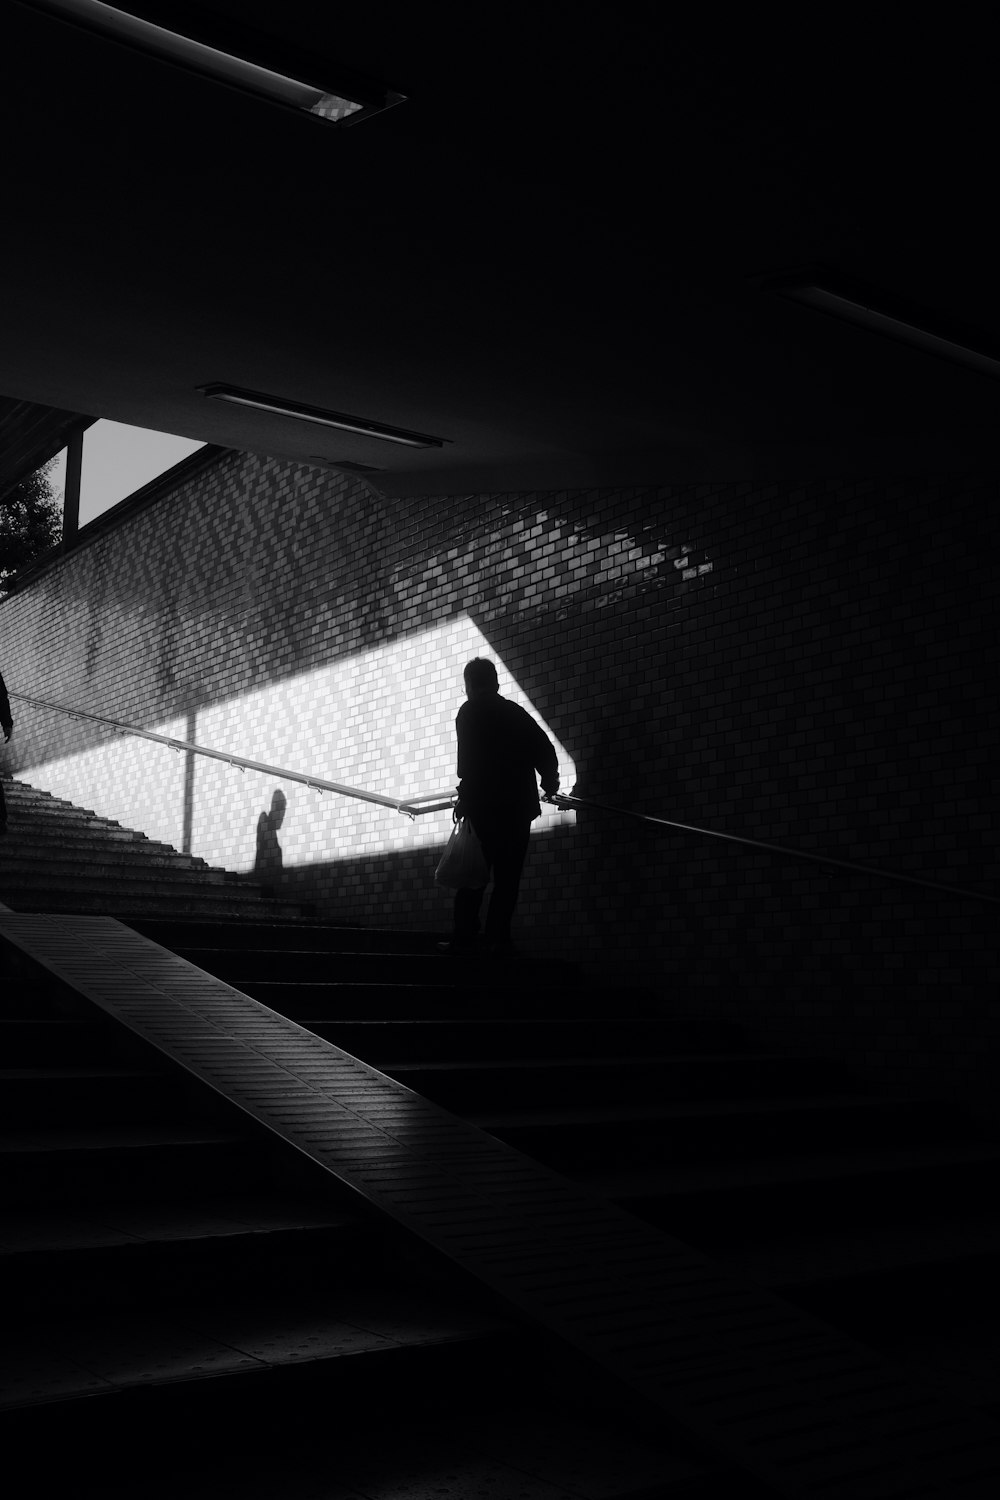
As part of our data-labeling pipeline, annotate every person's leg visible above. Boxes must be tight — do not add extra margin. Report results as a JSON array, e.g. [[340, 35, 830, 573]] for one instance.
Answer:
[[483, 820, 531, 946], [452, 883, 487, 943], [0, 777, 7, 833]]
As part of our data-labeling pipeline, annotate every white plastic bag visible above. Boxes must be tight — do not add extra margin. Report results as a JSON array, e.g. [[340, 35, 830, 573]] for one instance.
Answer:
[[434, 817, 489, 889]]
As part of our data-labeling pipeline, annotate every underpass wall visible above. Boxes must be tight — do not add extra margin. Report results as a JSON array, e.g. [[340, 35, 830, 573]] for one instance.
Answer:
[[1, 454, 999, 1119]]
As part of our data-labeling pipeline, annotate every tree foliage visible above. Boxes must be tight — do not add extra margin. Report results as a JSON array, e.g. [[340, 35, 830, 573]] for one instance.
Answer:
[[0, 461, 62, 593]]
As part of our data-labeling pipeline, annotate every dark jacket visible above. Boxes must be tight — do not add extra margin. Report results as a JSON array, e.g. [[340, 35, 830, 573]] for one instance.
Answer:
[[456, 693, 559, 823], [0, 671, 11, 737]]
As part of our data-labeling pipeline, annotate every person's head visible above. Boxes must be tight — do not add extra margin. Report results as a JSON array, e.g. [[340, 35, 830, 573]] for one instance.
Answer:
[[270, 789, 287, 828], [463, 658, 499, 700]]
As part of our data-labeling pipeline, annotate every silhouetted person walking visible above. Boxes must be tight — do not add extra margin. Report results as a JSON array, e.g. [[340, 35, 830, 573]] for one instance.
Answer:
[[440, 658, 559, 955], [0, 669, 12, 835]]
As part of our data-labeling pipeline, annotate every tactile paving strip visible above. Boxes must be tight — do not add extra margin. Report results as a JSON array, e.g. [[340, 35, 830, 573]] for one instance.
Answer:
[[4, 913, 1000, 1500]]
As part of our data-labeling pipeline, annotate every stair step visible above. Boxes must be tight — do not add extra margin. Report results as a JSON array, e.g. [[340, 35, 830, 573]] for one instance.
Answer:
[[0, 1192, 363, 1253], [2, 810, 196, 839], [0, 1058, 872, 1127], [0, 1194, 378, 1319], [0, 1066, 243, 1126], [110, 1408, 720, 1500], [584, 1140, 1000, 1236], [0, 1289, 517, 1413], [4, 866, 239, 891], [2, 797, 140, 823], [127, 919, 451, 952], [871, 1315, 1000, 1417], [0, 1123, 271, 1206], [5, 893, 307, 919], [2, 817, 186, 843], [470, 1094, 973, 1168], [1, 873, 265, 899], [714, 1221, 1000, 1386], [242, 979, 699, 1020], [0, 1018, 175, 1062], [5, 825, 172, 845], [311, 1014, 754, 1057], [716, 1215, 1000, 1296], [0, 1014, 761, 1069], [3, 787, 150, 820], [204, 951, 554, 984], [373, 1054, 861, 1108], [5, 844, 221, 872], [0, 1348, 721, 1498], [170, 944, 583, 985]]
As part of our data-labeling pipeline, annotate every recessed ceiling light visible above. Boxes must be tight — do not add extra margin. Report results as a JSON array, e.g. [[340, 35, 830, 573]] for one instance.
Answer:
[[198, 385, 447, 448], [751, 265, 1000, 381], [23, 0, 406, 124]]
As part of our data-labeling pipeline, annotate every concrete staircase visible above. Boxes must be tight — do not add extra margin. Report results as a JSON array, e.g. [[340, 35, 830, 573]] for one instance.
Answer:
[[4, 778, 1000, 1495], [0, 777, 310, 918], [141, 919, 1000, 1425], [1, 950, 728, 1499], [0, 779, 739, 1499]]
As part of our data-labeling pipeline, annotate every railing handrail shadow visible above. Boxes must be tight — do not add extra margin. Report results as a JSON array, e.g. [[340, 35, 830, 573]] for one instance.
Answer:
[[543, 792, 1000, 907]]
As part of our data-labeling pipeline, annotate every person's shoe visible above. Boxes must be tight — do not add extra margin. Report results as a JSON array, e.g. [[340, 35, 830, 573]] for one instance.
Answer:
[[436, 937, 477, 955]]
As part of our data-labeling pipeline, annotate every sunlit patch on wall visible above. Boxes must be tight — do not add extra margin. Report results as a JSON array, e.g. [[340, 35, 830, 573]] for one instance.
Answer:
[[18, 615, 576, 874], [15, 715, 192, 857]]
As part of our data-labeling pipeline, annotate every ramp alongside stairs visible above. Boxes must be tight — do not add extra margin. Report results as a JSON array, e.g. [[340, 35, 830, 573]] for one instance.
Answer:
[[5, 914, 1000, 1500], [4, 779, 1000, 1496], [139, 918, 1000, 1459], [0, 928, 718, 1500]]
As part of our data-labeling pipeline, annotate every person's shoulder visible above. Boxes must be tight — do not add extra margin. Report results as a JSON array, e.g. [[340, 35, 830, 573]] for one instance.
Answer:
[[498, 698, 547, 737], [456, 699, 483, 731], [501, 697, 540, 725], [495, 695, 525, 716]]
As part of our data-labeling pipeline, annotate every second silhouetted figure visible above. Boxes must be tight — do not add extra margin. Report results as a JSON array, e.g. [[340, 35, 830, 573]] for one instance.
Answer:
[[441, 657, 559, 955]]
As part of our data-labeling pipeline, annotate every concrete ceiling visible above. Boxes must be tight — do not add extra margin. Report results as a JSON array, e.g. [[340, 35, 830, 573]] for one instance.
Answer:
[[1, 3, 997, 495]]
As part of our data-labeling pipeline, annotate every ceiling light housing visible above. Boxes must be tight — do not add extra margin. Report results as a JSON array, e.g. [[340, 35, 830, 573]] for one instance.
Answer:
[[21, 0, 406, 125], [317, 460, 383, 474], [198, 385, 448, 449], [751, 265, 1000, 381]]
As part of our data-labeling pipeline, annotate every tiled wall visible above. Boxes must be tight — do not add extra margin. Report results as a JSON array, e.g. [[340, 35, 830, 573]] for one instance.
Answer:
[[2, 455, 999, 1118]]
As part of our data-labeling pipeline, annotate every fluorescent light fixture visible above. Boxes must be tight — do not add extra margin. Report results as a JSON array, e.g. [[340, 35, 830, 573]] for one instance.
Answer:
[[23, 0, 405, 124], [752, 266, 1000, 381], [198, 385, 447, 448], [317, 460, 383, 474]]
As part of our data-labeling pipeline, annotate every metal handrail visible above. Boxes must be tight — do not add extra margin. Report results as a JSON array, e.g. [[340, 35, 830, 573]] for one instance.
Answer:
[[543, 792, 1000, 907], [7, 690, 455, 819], [8, 689, 995, 905]]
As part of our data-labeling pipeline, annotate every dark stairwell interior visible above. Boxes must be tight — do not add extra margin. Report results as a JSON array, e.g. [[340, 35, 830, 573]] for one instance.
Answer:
[[3, 778, 1000, 1497], [130, 916, 1000, 1420], [2, 932, 728, 1500]]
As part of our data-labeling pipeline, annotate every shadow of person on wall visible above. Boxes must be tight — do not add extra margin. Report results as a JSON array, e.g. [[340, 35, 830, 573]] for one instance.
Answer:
[[254, 789, 286, 897]]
